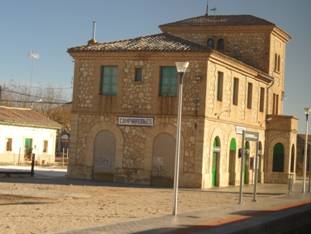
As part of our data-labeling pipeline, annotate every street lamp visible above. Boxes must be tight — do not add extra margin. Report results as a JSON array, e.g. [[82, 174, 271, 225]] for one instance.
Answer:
[[172, 61, 189, 216], [303, 107, 311, 193]]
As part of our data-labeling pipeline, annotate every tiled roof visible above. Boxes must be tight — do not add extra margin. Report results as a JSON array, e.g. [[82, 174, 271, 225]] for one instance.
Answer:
[[160, 15, 275, 27], [68, 33, 209, 53], [0, 106, 62, 129]]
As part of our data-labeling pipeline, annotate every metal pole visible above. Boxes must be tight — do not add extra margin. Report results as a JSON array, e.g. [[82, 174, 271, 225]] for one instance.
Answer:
[[62, 147, 65, 166], [308, 117, 311, 193], [239, 131, 246, 204], [303, 113, 309, 193], [172, 72, 184, 216], [31, 153, 35, 177], [253, 139, 259, 202]]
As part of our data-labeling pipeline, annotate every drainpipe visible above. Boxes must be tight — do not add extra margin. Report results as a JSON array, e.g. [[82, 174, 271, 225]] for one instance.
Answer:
[[264, 79, 275, 179]]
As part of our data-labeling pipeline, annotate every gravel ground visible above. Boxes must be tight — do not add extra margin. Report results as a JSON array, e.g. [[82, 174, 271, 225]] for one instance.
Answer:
[[0, 179, 297, 234]]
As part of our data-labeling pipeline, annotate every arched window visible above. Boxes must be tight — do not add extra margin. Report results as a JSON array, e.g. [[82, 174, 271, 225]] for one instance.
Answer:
[[212, 137, 221, 187], [291, 145, 295, 173], [217, 39, 225, 51], [273, 143, 284, 172], [207, 38, 215, 49], [277, 55, 281, 72]]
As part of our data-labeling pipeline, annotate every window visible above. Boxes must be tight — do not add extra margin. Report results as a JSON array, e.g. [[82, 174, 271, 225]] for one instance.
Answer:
[[6, 138, 12, 151], [259, 87, 265, 112], [135, 68, 142, 82], [159, 66, 177, 96], [217, 72, 224, 101], [232, 77, 239, 105], [207, 38, 215, 49], [273, 143, 284, 172], [247, 82, 253, 109], [274, 53, 281, 73], [217, 39, 224, 51], [273, 93, 279, 115], [100, 66, 118, 96], [274, 53, 278, 72]]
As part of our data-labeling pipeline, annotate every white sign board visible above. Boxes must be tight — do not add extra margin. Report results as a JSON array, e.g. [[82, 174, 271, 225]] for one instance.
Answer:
[[236, 126, 246, 135], [245, 132, 259, 141], [118, 117, 154, 127]]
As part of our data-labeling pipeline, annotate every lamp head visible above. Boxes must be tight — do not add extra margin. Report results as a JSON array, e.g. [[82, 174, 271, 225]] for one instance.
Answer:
[[304, 107, 311, 115], [176, 62, 189, 73]]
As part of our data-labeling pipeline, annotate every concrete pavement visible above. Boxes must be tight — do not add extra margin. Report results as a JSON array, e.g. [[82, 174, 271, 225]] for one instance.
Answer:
[[59, 182, 311, 234]]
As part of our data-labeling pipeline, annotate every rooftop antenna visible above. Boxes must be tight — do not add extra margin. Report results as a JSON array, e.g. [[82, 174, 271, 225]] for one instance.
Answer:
[[88, 20, 97, 45], [205, 0, 209, 16], [92, 21, 96, 41]]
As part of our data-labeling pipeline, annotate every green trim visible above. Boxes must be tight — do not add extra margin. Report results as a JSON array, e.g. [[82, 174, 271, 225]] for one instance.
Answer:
[[230, 138, 237, 151]]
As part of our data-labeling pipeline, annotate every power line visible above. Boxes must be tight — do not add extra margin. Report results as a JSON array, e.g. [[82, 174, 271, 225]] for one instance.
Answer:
[[2, 87, 69, 103], [0, 99, 70, 105], [9, 84, 72, 90]]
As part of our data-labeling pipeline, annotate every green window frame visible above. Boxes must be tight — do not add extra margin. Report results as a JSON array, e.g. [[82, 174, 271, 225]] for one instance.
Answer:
[[100, 66, 118, 96], [159, 66, 177, 96]]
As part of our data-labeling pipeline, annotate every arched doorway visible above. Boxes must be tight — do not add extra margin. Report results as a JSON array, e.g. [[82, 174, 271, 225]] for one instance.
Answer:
[[291, 144, 295, 173], [228, 138, 237, 185], [151, 133, 176, 187], [258, 142, 263, 183], [212, 137, 221, 187], [244, 141, 250, 184], [273, 143, 284, 172], [93, 130, 116, 181]]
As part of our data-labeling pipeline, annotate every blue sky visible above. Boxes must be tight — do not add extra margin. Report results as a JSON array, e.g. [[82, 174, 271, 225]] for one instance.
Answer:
[[0, 0, 310, 132]]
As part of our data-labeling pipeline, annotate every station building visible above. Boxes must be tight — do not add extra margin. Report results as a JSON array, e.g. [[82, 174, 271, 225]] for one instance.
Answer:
[[67, 14, 297, 188]]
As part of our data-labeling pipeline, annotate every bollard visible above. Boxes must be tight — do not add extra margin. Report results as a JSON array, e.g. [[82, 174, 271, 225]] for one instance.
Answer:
[[31, 153, 35, 177]]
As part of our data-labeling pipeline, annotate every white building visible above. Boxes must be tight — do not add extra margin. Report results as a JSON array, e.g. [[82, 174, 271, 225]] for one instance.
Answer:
[[0, 106, 61, 164]]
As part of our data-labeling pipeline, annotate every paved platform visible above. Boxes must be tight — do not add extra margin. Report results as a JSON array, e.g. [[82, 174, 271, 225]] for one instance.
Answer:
[[59, 182, 311, 234]]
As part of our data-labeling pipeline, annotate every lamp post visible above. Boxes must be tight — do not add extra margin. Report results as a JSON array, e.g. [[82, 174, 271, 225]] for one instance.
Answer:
[[303, 107, 311, 193], [172, 61, 189, 216]]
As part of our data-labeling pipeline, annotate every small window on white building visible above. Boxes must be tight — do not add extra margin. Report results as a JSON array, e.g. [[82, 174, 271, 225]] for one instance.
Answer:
[[43, 140, 48, 153], [6, 138, 12, 152]]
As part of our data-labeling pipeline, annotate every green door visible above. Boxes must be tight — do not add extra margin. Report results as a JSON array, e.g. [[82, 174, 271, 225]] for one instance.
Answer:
[[229, 139, 237, 185], [212, 137, 220, 187], [212, 152, 217, 186], [24, 138, 33, 160]]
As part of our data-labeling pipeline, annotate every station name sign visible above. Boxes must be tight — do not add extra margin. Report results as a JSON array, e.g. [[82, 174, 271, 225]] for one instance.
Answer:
[[118, 117, 154, 127]]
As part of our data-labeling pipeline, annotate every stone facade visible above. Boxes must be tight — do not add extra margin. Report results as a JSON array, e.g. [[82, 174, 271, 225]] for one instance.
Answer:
[[67, 14, 296, 188]]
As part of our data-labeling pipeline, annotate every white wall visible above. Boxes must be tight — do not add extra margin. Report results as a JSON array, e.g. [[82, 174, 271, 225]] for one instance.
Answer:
[[0, 124, 57, 164]]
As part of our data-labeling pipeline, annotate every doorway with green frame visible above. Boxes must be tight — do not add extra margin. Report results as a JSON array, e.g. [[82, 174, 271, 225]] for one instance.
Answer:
[[229, 138, 237, 185], [244, 141, 250, 184], [24, 138, 33, 161], [212, 137, 221, 187]]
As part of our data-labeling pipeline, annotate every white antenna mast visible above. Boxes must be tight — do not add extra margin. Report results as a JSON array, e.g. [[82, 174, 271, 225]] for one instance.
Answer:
[[206, 0, 209, 16], [88, 20, 97, 45], [92, 21, 96, 41]]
